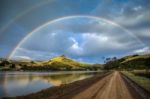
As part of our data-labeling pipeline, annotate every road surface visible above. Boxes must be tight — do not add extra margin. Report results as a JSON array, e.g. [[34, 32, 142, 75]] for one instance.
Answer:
[[70, 71, 149, 99], [5, 71, 150, 99]]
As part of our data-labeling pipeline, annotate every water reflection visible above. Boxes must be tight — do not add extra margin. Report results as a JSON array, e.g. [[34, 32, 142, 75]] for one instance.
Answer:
[[0, 71, 100, 98]]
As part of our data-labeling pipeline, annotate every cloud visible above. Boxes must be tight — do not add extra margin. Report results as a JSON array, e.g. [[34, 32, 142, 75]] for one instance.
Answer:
[[133, 47, 150, 54], [92, 0, 150, 46], [112, 1, 150, 42], [82, 33, 140, 51], [68, 37, 83, 55], [21, 31, 74, 53], [14, 47, 59, 60], [13, 55, 31, 60]]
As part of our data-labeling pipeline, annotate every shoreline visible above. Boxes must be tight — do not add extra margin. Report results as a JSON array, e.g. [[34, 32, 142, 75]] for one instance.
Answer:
[[0, 70, 102, 75], [4, 72, 110, 99]]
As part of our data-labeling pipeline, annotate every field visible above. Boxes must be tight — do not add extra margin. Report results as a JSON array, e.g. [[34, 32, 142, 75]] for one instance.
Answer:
[[122, 71, 150, 92]]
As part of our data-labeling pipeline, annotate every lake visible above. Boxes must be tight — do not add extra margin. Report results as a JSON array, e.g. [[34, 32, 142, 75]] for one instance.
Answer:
[[0, 71, 101, 98]]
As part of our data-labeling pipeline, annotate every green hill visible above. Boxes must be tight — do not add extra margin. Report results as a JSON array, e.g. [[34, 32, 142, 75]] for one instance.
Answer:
[[121, 54, 150, 63], [0, 55, 102, 71], [41, 55, 92, 70], [104, 54, 150, 70], [120, 54, 150, 69]]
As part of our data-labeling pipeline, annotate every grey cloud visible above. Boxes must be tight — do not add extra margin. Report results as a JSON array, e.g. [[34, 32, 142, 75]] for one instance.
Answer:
[[21, 31, 74, 53]]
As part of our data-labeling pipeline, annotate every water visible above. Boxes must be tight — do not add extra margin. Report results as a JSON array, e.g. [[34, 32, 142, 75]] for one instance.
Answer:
[[0, 71, 101, 98]]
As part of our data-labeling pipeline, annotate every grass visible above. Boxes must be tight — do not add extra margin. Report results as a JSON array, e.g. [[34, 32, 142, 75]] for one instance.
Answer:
[[122, 71, 150, 92], [121, 54, 150, 63], [42, 55, 91, 69], [1, 55, 101, 71], [132, 70, 150, 78]]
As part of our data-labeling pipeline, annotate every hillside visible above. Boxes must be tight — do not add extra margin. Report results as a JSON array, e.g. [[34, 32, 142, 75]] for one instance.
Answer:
[[41, 55, 92, 70], [104, 54, 150, 70], [0, 55, 102, 71], [121, 54, 150, 63], [120, 54, 150, 69]]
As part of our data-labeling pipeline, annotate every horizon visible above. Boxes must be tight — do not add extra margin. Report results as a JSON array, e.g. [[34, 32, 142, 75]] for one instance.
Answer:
[[2, 53, 149, 65]]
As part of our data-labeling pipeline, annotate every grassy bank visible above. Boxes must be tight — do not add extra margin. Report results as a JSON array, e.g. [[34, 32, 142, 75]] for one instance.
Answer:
[[131, 70, 150, 78], [122, 71, 150, 92]]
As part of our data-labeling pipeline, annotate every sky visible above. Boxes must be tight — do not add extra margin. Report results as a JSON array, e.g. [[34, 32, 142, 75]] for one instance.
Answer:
[[0, 0, 150, 63]]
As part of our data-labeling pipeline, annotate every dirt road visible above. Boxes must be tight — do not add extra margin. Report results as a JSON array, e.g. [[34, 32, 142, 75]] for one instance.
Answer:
[[71, 71, 149, 99], [6, 71, 150, 99]]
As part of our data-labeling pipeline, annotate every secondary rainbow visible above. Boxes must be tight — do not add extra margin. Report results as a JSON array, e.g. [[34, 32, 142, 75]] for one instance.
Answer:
[[0, 0, 53, 35]]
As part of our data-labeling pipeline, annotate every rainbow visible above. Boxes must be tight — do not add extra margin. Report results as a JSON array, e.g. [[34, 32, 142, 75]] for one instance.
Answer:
[[8, 15, 145, 59], [0, 0, 53, 35]]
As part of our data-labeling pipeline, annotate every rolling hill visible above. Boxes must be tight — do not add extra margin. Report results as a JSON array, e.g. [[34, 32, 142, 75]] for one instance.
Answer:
[[0, 55, 102, 71], [120, 54, 150, 69], [121, 54, 150, 63], [104, 54, 150, 70], [41, 55, 92, 70]]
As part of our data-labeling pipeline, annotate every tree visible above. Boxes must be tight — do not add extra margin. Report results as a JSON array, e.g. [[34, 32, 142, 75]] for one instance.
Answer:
[[10, 64, 16, 68], [0, 60, 9, 66], [103, 57, 120, 70]]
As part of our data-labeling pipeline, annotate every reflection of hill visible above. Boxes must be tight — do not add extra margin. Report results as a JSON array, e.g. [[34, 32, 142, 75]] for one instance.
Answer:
[[1, 72, 97, 87], [41, 73, 94, 86]]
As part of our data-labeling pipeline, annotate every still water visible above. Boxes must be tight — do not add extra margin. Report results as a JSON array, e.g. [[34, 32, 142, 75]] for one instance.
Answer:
[[0, 71, 101, 98]]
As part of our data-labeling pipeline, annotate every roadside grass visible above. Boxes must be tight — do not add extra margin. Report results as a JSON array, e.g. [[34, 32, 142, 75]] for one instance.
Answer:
[[122, 71, 150, 92], [131, 70, 150, 78], [121, 54, 150, 63]]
